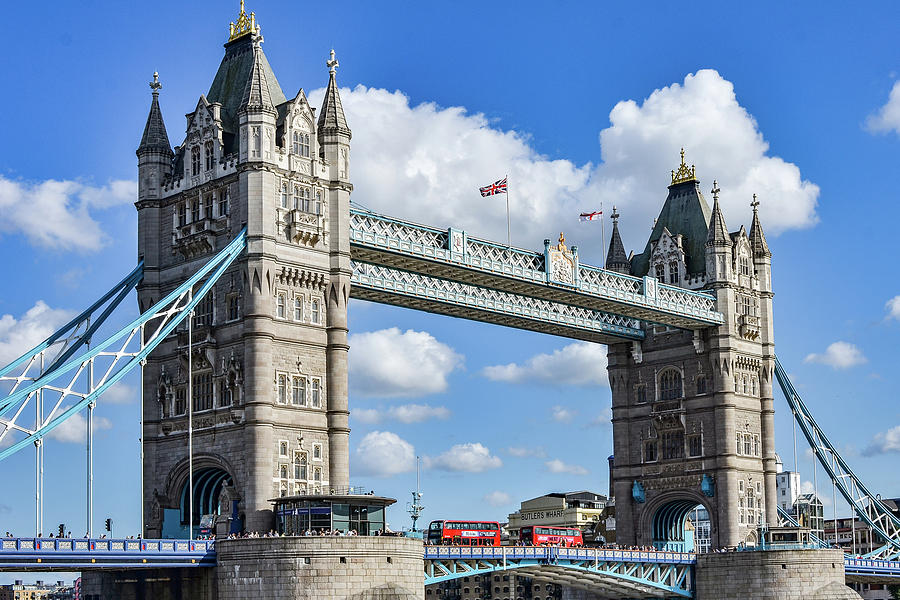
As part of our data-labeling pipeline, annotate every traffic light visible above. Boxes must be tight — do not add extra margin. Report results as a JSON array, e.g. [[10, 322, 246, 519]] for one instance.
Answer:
[[58, 523, 65, 538], [105, 518, 112, 532]]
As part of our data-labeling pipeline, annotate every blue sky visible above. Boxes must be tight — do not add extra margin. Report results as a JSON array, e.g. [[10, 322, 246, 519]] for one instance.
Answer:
[[1, 0, 900, 577]]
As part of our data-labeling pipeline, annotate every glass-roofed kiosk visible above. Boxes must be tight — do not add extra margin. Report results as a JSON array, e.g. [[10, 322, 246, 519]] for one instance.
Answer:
[[273, 488, 396, 536]]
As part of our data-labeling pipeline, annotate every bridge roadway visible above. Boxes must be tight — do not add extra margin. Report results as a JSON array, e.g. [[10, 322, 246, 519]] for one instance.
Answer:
[[348, 207, 724, 343], [3, 537, 899, 596]]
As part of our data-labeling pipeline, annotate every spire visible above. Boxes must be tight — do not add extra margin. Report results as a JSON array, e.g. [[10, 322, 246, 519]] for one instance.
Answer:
[[749, 193, 771, 257], [706, 180, 731, 247], [605, 206, 631, 274], [137, 72, 173, 156], [239, 38, 275, 113], [317, 49, 351, 138]]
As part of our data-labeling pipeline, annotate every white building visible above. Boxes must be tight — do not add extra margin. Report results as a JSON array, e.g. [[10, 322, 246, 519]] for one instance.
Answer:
[[776, 470, 800, 513]]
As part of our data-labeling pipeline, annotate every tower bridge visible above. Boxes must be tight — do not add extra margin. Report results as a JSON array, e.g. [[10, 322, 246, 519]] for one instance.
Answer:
[[0, 3, 899, 599]]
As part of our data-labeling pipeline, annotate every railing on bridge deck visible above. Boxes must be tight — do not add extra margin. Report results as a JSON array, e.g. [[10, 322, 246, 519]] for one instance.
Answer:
[[0, 537, 215, 570], [423, 545, 696, 597], [349, 207, 724, 331]]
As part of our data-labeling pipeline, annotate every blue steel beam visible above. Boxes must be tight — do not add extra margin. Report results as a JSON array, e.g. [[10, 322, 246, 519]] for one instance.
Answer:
[[775, 357, 900, 560], [349, 206, 723, 330], [0, 230, 247, 461], [0, 537, 215, 571]]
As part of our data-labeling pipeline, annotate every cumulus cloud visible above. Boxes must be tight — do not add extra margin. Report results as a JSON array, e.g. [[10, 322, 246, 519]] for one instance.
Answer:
[[483, 491, 512, 507], [349, 328, 463, 398], [0, 301, 74, 366], [866, 81, 900, 136], [552, 406, 576, 423], [352, 408, 382, 424], [46, 406, 112, 444], [425, 443, 502, 473], [313, 70, 817, 264], [482, 342, 608, 387], [886, 296, 900, 321], [804, 341, 867, 369], [506, 446, 546, 458], [390, 404, 450, 424], [101, 383, 135, 405], [800, 480, 832, 507], [0, 176, 134, 252], [353, 431, 416, 477], [545, 459, 589, 476], [864, 426, 900, 456]]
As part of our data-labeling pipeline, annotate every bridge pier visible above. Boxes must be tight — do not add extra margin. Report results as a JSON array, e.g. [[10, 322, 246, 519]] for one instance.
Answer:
[[695, 549, 861, 599], [81, 567, 216, 600]]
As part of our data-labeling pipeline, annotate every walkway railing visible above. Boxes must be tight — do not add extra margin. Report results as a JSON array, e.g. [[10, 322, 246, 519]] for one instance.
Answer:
[[0, 537, 216, 570]]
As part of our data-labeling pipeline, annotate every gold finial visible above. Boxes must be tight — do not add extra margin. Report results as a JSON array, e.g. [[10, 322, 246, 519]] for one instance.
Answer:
[[557, 232, 567, 252], [671, 147, 699, 185], [228, 0, 258, 42], [327, 49, 340, 74]]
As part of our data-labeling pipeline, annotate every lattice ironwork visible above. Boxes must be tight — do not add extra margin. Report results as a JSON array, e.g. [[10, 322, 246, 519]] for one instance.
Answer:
[[465, 237, 544, 274], [656, 284, 718, 316], [0, 231, 247, 461], [350, 210, 448, 259], [775, 357, 900, 560], [424, 547, 695, 598], [352, 262, 642, 340]]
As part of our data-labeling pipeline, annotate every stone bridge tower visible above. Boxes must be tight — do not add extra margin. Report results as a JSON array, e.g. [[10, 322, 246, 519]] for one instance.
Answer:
[[135, 4, 351, 536], [606, 151, 777, 550]]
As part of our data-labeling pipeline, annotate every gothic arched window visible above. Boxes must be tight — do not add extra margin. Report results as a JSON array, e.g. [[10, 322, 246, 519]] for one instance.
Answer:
[[668, 261, 678, 284], [204, 141, 214, 170], [696, 375, 708, 395], [280, 182, 289, 209], [658, 369, 682, 401], [739, 253, 752, 277], [654, 263, 665, 283], [191, 146, 200, 176]]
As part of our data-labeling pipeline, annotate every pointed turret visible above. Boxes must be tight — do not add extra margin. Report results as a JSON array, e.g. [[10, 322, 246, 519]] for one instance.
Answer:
[[605, 206, 631, 274], [748, 194, 771, 258], [239, 38, 276, 115], [317, 50, 351, 140], [137, 72, 173, 157], [706, 180, 731, 248]]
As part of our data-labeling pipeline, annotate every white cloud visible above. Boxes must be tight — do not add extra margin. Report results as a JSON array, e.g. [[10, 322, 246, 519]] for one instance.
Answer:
[[0, 301, 74, 366], [551, 405, 576, 423], [866, 81, 900, 136], [586, 408, 613, 428], [482, 342, 608, 387], [425, 443, 502, 473], [313, 70, 817, 265], [505, 446, 546, 458], [804, 341, 867, 369], [886, 296, 900, 321], [353, 431, 416, 478], [352, 408, 382, 424], [101, 383, 135, 405], [799, 480, 832, 507], [545, 459, 589, 476], [390, 404, 450, 424], [46, 406, 112, 444], [483, 491, 512, 507], [0, 176, 134, 252], [864, 426, 900, 456], [349, 328, 463, 398]]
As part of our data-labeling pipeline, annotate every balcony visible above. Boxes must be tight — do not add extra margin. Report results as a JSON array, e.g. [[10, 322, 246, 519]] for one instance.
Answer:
[[286, 209, 324, 246], [739, 314, 760, 340], [174, 218, 219, 259]]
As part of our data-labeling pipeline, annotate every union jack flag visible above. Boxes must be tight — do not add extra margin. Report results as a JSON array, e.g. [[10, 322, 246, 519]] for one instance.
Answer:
[[479, 177, 508, 197]]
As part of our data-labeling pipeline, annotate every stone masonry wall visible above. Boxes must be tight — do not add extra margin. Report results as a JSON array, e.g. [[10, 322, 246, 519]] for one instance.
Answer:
[[216, 536, 424, 600], [81, 567, 217, 600], [695, 549, 861, 600]]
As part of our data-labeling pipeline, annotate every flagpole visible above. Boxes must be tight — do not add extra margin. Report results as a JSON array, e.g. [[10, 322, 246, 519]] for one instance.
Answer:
[[505, 174, 511, 247], [600, 202, 606, 268]]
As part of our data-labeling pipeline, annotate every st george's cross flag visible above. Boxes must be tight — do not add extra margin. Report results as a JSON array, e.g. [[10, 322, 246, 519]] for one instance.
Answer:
[[479, 177, 508, 197], [579, 211, 603, 221]]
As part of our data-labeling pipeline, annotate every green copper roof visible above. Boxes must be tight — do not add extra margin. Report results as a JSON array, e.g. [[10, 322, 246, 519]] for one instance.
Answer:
[[630, 180, 712, 276]]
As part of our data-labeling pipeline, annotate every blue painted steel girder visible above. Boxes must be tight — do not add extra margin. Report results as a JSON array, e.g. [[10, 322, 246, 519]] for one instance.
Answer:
[[349, 207, 723, 331], [351, 261, 644, 343]]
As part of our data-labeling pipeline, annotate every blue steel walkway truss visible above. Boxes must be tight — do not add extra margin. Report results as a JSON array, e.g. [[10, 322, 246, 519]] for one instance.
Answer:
[[0, 537, 215, 570], [423, 547, 695, 599]]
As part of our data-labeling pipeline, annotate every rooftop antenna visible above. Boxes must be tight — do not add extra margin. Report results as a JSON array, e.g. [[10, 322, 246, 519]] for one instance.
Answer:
[[407, 456, 424, 532]]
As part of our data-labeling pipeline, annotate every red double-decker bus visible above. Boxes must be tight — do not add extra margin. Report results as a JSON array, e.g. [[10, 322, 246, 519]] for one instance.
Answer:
[[519, 526, 583, 547], [426, 520, 501, 546]]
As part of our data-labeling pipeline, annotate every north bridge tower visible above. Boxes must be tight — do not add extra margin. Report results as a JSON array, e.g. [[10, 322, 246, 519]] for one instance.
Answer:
[[135, 3, 352, 536]]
